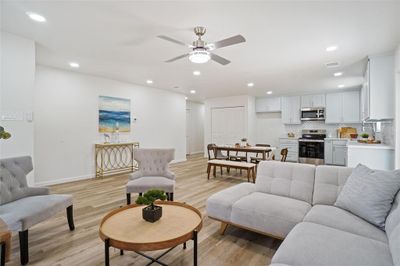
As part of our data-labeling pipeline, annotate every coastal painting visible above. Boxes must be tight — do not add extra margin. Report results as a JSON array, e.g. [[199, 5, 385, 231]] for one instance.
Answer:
[[99, 96, 131, 133]]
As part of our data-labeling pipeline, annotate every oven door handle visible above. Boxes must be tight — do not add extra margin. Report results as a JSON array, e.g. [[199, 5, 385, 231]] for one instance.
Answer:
[[298, 139, 325, 143]]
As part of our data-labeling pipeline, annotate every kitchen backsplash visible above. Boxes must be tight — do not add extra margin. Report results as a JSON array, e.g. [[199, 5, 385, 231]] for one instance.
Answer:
[[284, 120, 395, 146]]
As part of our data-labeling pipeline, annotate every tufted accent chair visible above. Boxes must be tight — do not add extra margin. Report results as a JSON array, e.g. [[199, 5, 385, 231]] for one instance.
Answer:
[[126, 149, 175, 204], [0, 156, 75, 265]]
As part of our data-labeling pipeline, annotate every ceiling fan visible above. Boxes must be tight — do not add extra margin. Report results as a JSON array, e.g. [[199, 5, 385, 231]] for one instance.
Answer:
[[157, 26, 246, 65]]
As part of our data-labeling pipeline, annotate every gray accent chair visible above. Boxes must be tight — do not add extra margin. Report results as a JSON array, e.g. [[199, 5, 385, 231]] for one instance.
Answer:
[[206, 161, 400, 266], [126, 149, 175, 204], [0, 156, 74, 265]]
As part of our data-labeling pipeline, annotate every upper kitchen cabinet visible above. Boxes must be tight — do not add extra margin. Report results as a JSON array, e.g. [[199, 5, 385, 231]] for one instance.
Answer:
[[255, 97, 281, 113], [301, 94, 325, 108], [281, 96, 301, 124], [326, 91, 360, 124], [361, 54, 395, 121]]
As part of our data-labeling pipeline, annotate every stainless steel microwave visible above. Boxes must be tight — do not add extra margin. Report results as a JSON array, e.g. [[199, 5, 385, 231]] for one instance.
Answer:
[[301, 108, 325, 121]]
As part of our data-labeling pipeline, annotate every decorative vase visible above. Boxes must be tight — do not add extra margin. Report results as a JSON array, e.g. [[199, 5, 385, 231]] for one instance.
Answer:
[[142, 204, 162, 223]]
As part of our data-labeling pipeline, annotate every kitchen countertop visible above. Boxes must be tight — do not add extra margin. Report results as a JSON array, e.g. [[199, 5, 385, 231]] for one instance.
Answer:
[[347, 141, 394, 150], [324, 137, 349, 141]]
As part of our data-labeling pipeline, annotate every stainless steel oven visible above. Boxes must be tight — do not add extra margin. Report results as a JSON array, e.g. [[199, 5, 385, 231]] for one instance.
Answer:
[[301, 108, 325, 121], [298, 130, 326, 165]]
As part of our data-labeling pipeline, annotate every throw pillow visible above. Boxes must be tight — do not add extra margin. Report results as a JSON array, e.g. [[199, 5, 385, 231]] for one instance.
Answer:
[[334, 164, 400, 229]]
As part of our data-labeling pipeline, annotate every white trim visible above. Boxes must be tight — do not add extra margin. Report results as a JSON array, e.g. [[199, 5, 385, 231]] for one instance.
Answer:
[[171, 158, 187, 164], [189, 150, 203, 155], [34, 174, 94, 187]]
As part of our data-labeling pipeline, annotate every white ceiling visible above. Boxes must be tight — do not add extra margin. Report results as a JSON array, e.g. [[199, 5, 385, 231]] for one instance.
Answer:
[[1, 1, 400, 101]]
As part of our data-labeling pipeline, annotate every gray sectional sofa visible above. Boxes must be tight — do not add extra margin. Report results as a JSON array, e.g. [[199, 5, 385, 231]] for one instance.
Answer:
[[206, 161, 400, 266]]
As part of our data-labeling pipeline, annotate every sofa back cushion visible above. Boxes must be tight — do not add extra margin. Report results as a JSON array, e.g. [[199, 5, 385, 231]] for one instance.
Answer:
[[386, 192, 400, 266], [256, 161, 315, 204], [134, 148, 175, 177], [313, 165, 353, 205], [0, 156, 33, 205]]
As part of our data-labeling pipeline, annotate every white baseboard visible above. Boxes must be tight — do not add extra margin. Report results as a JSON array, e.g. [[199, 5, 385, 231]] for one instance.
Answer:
[[34, 174, 94, 187], [172, 158, 187, 164], [189, 150, 203, 155]]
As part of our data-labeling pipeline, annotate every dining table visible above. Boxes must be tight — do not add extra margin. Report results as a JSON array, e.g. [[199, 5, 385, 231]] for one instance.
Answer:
[[214, 145, 276, 161]]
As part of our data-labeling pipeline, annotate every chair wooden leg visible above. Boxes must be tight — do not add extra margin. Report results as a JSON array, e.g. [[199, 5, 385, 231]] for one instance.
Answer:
[[67, 205, 75, 231], [170, 193, 174, 201], [19, 230, 29, 265], [126, 193, 131, 205], [247, 169, 251, 182], [219, 222, 228, 235], [213, 165, 216, 177], [252, 167, 256, 183], [207, 164, 211, 180], [220, 166, 223, 175]]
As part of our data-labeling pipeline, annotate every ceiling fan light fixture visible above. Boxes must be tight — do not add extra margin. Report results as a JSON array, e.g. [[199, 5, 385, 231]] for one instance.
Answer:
[[189, 49, 210, 64]]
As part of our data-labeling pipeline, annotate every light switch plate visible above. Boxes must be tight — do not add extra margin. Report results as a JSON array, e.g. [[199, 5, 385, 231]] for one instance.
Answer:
[[1, 111, 24, 121]]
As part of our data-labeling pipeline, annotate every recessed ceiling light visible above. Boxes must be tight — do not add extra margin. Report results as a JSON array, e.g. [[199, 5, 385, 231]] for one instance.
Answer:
[[190, 90, 196, 94], [193, 71, 201, 76], [185, 97, 188, 100], [338, 84, 345, 88], [26, 12, 46, 22], [266, 91, 273, 95], [146, 80, 153, 84], [69, 62, 79, 68], [326, 45, 338, 52], [247, 83, 254, 87], [334, 72, 343, 77]]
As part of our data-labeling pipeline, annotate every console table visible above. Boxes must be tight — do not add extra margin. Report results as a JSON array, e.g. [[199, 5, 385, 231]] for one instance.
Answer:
[[95, 142, 140, 178]]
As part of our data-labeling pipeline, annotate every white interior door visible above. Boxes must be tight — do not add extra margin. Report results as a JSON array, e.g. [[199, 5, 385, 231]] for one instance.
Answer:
[[211, 107, 245, 145]]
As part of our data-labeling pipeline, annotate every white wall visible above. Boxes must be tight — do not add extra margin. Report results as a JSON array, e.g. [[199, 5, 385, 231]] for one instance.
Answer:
[[395, 44, 400, 168], [0, 32, 36, 184], [186, 101, 205, 154], [204, 95, 256, 154], [34, 65, 186, 185]]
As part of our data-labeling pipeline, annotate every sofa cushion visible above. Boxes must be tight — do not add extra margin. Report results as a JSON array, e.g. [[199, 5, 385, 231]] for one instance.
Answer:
[[334, 164, 400, 228], [386, 192, 400, 266], [126, 177, 175, 193], [271, 222, 393, 266], [304, 205, 388, 243], [0, 194, 73, 231], [313, 165, 353, 205], [256, 161, 315, 204], [230, 192, 311, 238], [206, 183, 255, 222]]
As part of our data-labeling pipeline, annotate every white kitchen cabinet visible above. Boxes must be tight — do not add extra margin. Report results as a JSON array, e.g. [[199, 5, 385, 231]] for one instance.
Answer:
[[347, 143, 395, 170], [279, 138, 298, 162], [301, 94, 325, 108], [255, 97, 281, 113], [325, 139, 347, 166], [362, 54, 395, 120], [281, 96, 301, 124], [326, 91, 360, 124]]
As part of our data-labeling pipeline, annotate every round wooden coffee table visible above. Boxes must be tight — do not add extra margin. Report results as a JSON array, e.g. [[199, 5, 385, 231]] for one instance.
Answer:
[[0, 218, 11, 266], [99, 201, 202, 266]]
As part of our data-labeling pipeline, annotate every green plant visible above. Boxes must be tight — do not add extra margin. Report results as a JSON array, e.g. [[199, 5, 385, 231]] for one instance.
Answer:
[[241, 138, 247, 142], [361, 133, 369, 138], [0, 126, 11, 140], [136, 190, 167, 207]]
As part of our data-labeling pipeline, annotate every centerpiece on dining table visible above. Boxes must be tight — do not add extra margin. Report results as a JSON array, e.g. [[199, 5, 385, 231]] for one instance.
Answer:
[[136, 190, 167, 223]]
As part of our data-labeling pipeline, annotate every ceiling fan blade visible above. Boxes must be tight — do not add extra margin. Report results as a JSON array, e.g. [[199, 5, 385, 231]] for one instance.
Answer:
[[210, 53, 231, 65], [207, 35, 246, 50], [157, 35, 190, 47], [165, 53, 189, 63]]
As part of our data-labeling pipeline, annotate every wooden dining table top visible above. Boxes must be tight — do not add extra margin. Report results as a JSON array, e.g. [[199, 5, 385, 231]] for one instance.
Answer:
[[214, 145, 276, 152]]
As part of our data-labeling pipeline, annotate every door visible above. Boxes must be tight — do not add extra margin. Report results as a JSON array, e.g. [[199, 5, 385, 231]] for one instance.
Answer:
[[333, 145, 347, 166], [324, 140, 333, 164], [342, 91, 360, 123], [211, 107, 245, 145], [326, 93, 342, 123]]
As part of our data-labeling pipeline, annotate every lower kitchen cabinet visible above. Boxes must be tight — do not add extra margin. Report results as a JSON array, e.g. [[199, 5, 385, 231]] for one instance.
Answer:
[[325, 139, 347, 166], [279, 138, 299, 162]]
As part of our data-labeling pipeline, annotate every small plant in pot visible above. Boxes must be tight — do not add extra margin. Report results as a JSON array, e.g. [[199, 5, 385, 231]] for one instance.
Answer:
[[361, 133, 369, 139], [136, 190, 167, 223]]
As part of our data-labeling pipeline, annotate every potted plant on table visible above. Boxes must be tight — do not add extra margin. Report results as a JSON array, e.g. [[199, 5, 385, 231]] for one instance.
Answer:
[[240, 138, 247, 147], [136, 190, 167, 223], [0, 126, 11, 140]]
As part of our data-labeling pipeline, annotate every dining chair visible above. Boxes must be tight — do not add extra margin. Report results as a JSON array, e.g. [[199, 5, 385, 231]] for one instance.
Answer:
[[207, 144, 228, 175], [250, 144, 271, 164], [272, 148, 289, 162]]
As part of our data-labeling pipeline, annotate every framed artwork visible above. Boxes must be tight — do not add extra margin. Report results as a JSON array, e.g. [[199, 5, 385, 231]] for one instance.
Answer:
[[99, 96, 131, 133]]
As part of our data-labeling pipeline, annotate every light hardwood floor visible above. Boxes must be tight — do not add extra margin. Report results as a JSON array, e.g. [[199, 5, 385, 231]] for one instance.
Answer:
[[7, 154, 281, 266]]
